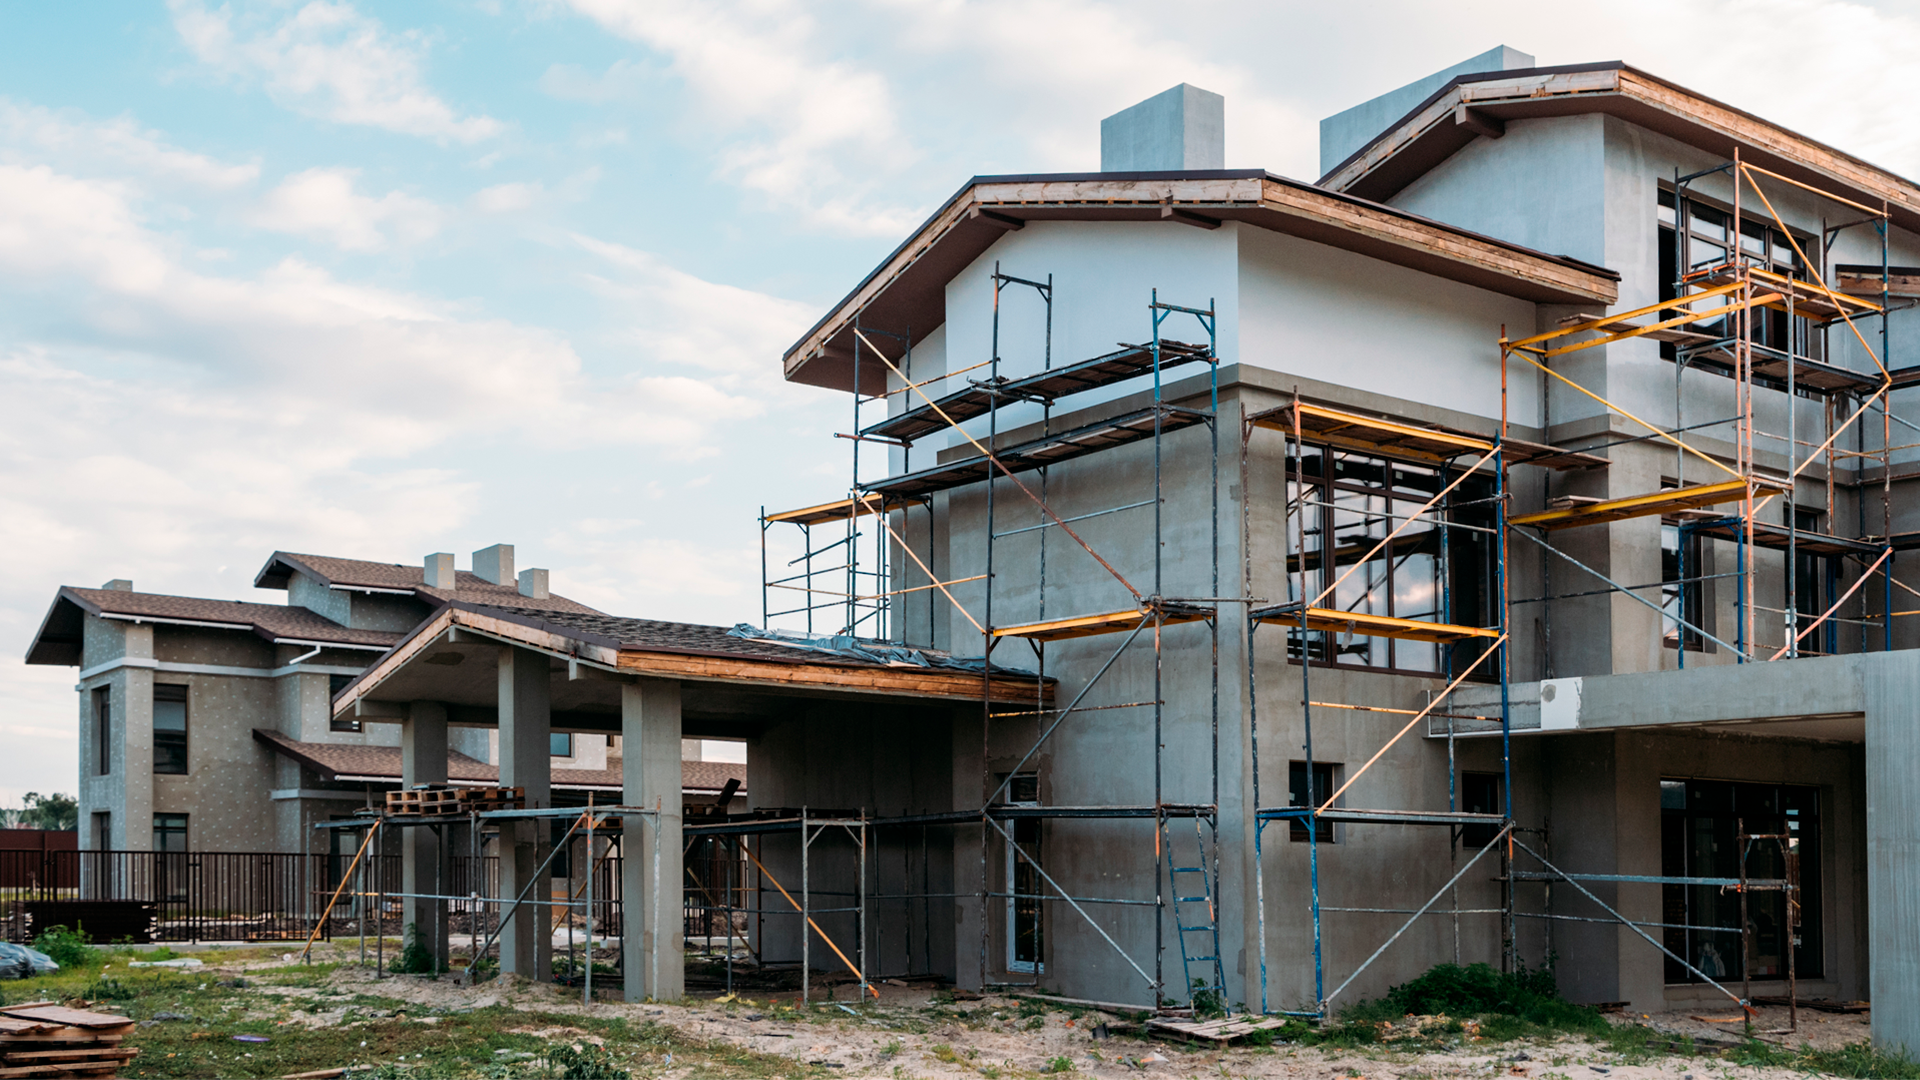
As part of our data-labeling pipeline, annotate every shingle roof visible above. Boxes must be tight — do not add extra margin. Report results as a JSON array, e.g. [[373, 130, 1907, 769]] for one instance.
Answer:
[[61, 588, 399, 647], [255, 552, 603, 616], [478, 606, 887, 665], [252, 729, 744, 794]]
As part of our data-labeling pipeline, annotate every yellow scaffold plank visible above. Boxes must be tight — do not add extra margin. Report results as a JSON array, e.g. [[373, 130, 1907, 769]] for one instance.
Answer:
[[765, 494, 886, 527], [1255, 607, 1501, 644], [1507, 478, 1781, 530], [992, 607, 1212, 642]]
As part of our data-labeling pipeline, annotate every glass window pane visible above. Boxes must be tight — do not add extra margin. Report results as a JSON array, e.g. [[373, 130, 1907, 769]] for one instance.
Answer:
[[153, 700, 186, 734], [550, 732, 573, 757], [1689, 241, 1726, 269], [1690, 206, 1727, 241]]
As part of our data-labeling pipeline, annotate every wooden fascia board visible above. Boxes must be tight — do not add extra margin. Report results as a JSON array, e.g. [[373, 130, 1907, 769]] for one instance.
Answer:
[[1614, 70, 1920, 225], [614, 648, 1050, 705], [1327, 66, 1920, 231], [328, 605, 454, 716], [783, 190, 978, 387], [1257, 179, 1616, 304], [783, 173, 1615, 391], [445, 607, 622, 668]]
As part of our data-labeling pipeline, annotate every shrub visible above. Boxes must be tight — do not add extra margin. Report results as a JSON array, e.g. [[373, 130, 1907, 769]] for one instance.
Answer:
[[31, 924, 96, 968], [387, 923, 440, 975]]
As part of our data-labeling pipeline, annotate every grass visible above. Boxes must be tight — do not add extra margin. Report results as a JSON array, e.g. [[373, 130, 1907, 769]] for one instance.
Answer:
[[0, 944, 837, 1079]]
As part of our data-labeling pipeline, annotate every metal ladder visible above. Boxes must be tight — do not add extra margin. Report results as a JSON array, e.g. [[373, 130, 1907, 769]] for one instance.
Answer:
[[1164, 814, 1226, 1010]]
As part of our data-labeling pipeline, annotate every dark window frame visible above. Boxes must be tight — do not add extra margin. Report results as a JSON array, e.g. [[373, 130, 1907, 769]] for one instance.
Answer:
[[1657, 188, 1820, 378], [1661, 778, 1822, 984], [93, 686, 111, 776], [329, 674, 361, 732], [1460, 771, 1504, 847], [1289, 761, 1338, 843], [153, 683, 188, 775], [152, 813, 188, 853], [1284, 447, 1497, 677]]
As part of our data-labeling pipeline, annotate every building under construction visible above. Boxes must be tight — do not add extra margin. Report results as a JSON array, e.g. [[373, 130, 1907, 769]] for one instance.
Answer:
[[324, 48, 1920, 1053]]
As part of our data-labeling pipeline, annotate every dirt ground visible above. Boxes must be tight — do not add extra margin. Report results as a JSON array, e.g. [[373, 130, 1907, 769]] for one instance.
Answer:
[[199, 946, 1877, 1080]]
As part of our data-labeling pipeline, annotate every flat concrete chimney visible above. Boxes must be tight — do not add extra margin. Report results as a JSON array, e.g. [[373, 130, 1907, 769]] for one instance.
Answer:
[[517, 568, 549, 601], [102, 579, 133, 591], [473, 543, 514, 586], [424, 553, 456, 590], [1101, 84, 1224, 172]]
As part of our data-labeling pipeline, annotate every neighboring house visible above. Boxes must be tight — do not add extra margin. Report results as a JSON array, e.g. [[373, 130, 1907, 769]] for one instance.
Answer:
[[23, 546, 744, 858]]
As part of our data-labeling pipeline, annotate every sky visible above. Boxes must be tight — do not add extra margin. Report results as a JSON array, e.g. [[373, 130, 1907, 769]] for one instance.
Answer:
[[4, 0, 1920, 805]]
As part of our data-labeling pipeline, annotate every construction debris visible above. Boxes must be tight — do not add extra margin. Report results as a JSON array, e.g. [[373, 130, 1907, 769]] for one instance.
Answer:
[[0, 1003, 138, 1078]]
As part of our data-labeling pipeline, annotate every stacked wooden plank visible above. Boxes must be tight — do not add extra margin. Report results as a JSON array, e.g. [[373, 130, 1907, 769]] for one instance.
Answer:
[[1146, 1013, 1289, 1045], [384, 785, 526, 816], [0, 1004, 137, 1078]]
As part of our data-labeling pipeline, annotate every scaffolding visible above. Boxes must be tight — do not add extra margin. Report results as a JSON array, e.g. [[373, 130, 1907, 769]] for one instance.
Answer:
[[759, 268, 1229, 1008], [1235, 149, 1899, 1026], [741, 150, 1909, 1024]]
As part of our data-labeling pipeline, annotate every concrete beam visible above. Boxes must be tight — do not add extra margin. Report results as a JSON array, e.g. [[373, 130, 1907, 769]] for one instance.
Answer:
[[497, 646, 552, 981], [401, 702, 450, 972], [622, 679, 684, 1000]]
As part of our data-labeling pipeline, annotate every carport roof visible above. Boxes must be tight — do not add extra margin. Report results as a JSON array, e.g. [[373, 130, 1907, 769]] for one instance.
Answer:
[[251, 728, 748, 794], [335, 601, 1053, 714]]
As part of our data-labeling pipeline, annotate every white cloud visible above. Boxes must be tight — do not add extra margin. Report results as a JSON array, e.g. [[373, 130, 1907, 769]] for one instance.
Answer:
[[170, 0, 502, 144], [537, 59, 651, 104], [472, 180, 542, 213], [0, 98, 259, 189], [563, 0, 924, 235], [251, 167, 442, 250]]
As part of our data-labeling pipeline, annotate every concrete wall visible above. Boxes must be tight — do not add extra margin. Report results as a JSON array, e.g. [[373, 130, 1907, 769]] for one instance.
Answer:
[[748, 703, 961, 984]]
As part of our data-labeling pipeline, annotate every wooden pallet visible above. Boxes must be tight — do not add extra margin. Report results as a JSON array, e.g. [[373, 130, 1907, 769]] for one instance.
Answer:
[[385, 786, 525, 816], [1146, 1014, 1290, 1044], [0, 1004, 138, 1078]]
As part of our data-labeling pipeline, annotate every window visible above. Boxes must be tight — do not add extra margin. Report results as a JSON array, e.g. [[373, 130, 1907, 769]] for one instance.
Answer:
[[999, 773, 1043, 973], [1658, 189, 1816, 370], [1661, 503, 1707, 650], [551, 820, 573, 879], [1791, 507, 1835, 657], [93, 687, 111, 776], [1289, 761, 1337, 843], [152, 684, 188, 774], [93, 812, 111, 852], [1286, 449, 1496, 674], [1661, 779, 1821, 983], [329, 674, 361, 732], [152, 814, 188, 853], [550, 732, 574, 758], [1460, 772, 1504, 847]]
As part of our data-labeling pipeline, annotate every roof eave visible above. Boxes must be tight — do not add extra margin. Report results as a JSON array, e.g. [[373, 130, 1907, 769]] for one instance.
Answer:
[[1320, 62, 1920, 232], [782, 171, 1618, 392]]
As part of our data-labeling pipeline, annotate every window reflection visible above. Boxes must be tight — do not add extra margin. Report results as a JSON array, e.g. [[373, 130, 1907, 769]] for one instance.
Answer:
[[1285, 448, 1494, 674]]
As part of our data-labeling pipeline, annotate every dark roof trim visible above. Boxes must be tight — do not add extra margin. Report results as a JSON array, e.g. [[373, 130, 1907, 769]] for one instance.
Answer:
[[1318, 61, 1625, 184], [783, 171, 1619, 391], [1319, 61, 1920, 231]]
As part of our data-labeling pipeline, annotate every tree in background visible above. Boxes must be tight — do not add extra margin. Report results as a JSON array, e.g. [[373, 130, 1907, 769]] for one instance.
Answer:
[[1, 793, 79, 831]]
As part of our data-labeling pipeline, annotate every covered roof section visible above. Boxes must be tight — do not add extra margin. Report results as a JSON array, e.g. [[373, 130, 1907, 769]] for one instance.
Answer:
[[252, 551, 603, 616], [1319, 62, 1920, 233], [783, 171, 1620, 392], [26, 586, 400, 667], [333, 602, 1052, 725], [250, 728, 746, 795]]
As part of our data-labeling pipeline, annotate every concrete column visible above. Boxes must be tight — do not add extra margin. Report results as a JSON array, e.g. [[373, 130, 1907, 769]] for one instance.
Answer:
[[401, 701, 450, 971], [621, 679, 683, 1000], [497, 647, 552, 981], [1864, 651, 1920, 1053]]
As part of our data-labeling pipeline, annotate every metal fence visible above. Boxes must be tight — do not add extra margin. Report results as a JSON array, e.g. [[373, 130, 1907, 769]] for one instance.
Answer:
[[2, 849, 397, 944]]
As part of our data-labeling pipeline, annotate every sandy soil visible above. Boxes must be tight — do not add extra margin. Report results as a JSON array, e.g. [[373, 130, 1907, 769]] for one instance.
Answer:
[[179, 947, 1874, 1079]]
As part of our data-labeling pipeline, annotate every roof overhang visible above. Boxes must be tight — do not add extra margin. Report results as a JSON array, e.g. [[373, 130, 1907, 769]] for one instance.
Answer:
[[783, 171, 1620, 393], [24, 593, 85, 666], [332, 602, 1052, 725], [1319, 62, 1920, 233]]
